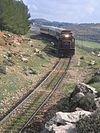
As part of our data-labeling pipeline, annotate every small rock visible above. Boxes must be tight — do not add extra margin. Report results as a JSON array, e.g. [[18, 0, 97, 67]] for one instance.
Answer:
[[34, 48, 41, 54], [91, 51, 96, 55], [95, 97, 100, 108], [88, 60, 96, 65], [6, 51, 12, 57], [0, 64, 6, 74], [21, 57, 28, 63], [3, 59, 15, 66]]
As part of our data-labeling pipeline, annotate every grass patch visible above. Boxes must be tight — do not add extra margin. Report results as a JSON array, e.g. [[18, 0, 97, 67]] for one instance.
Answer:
[[63, 83, 76, 96], [76, 40, 100, 51], [0, 73, 32, 101], [75, 40, 100, 91], [0, 36, 55, 116], [76, 47, 100, 68]]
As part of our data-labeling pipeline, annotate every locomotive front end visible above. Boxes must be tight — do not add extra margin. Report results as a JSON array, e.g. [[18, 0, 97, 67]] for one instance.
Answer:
[[58, 31, 75, 57]]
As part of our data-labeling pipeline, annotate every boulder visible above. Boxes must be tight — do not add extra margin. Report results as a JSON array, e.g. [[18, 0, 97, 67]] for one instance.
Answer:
[[45, 110, 91, 133], [51, 124, 76, 133], [56, 111, 91, 124], [69, 93, 96, 111], [69, 83, 97, 100], [75, 92, 85, 99], [79, 83, 97, 94]]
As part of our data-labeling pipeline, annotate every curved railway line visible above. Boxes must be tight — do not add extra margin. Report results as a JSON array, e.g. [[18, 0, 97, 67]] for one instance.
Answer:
[[0, 58, 71, 133]]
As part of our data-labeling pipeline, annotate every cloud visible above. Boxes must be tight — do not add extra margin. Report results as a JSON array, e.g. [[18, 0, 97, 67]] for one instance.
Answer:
[[32, 5, 38, 11], [86, 5, 95, 15], [23, 0, 100, 23]]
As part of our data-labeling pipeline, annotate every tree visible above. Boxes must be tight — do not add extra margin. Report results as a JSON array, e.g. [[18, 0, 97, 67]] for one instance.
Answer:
[[0, 0, 30, 34]]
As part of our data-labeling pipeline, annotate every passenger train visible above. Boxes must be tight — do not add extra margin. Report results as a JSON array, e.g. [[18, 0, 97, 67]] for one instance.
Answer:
[[39, 25, 75, 57]]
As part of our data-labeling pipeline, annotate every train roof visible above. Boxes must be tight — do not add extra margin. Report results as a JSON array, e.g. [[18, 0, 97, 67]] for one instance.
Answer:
[[40, 25, 71, 33]]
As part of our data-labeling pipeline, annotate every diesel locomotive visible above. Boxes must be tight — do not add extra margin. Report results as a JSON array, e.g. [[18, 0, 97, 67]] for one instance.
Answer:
[[39, 25, 75, 57]]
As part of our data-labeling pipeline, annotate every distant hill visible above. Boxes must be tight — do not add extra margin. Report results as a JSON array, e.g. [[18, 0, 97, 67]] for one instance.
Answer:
[[31, 18, 100, 43], [31, 18, 73, 27]]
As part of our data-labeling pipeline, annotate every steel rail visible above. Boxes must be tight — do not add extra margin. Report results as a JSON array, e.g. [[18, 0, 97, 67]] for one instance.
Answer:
[[19, 58, 71, 132], [0, 58, 71, 133], [0, 58, 62, 132]]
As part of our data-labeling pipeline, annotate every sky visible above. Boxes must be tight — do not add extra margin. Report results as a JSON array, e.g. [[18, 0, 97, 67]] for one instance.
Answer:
[[23, 0, 100, 23]]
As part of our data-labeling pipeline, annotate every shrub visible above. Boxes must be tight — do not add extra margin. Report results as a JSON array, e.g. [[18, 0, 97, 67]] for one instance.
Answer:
[[76, 109, 100, 133]]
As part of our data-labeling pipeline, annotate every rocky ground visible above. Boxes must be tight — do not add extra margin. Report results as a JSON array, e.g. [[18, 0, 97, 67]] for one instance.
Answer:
[[0, 31, 58, 117], [44, 81, 100, 133], [23, 53, 99, 133], [0, 31, 99, 133], [41, 49, 100, 133]]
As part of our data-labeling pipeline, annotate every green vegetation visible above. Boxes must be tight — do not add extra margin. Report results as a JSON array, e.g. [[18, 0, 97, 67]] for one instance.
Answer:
[[63, 83, 76, 95], [0, 0, 30, 34], [0, 37, 54, 116], [76, 40, 100, 90], [76, 109, 100, 133], [75, 40, 100, 68], [76, 40, 100, 52], [87, 71, 100, 91]]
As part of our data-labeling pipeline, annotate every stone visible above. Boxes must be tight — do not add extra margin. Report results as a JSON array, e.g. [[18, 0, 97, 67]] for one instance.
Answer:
[[21, 57, 28, 63], [51, 42, 55, 45], [97, 54, 100, 57], [89, 60, 96, 65], [80, 83, 97, 94], [96, 68, 100, 75], [56, 111, 91, 124], [69, 84, 97, 111], [95, 97, 100, 108], [23, 67, 37, 76], [6, 51, 12, 57], [52, 124, 77, 133], [69, 83, 97, 100], [75, 92, 85, 99], [34, 48, 41, 54], [45, 110, 91, 133], [0, 64, 6, 74], [91, 51, 96, 55], [3, 55, 8, 59], [3, 59, 15, 66]]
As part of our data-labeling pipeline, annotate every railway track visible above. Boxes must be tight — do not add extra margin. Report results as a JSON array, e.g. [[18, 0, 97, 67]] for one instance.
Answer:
[[0, 58, 71, 133]]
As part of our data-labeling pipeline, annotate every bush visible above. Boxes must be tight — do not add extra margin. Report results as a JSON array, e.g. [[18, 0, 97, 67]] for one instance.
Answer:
[[69, 93, 96, 111], [78, 93, 97, 111], [76, 109, 100, 133]]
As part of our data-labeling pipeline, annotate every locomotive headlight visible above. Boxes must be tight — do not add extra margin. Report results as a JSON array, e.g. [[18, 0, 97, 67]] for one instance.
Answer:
[[64, 34, 70, 38]]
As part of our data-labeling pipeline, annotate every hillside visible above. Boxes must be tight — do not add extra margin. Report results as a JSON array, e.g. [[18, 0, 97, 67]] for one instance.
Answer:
[[31, 18, 100, 43], [0, 31, 58, 117]]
